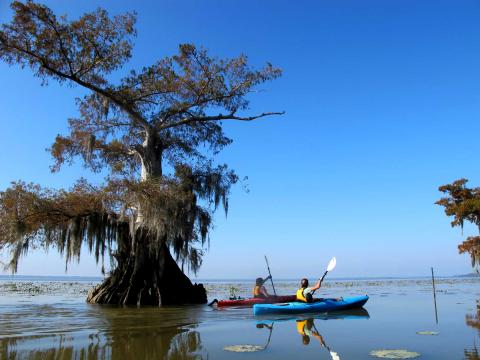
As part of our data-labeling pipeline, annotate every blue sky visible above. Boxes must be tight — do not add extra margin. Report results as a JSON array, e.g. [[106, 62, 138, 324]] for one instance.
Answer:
[[1, 0, 479, 279]]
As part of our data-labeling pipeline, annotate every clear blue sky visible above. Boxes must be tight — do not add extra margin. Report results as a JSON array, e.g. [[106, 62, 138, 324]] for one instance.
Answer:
[[1, 0, 479, 279]]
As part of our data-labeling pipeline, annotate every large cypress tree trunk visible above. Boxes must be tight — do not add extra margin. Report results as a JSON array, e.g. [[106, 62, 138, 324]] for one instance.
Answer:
[[87, 227, 207, 306], [87, 132, 207, 305]]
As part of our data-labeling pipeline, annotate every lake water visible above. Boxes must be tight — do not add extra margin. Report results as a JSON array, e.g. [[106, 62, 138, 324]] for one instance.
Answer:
[[0, 276, 479, 359]]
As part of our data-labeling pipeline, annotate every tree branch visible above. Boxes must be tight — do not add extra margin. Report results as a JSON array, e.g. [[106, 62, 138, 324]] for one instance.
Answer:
[[159, 111, 285, 130], [2, 41, 151, 131]]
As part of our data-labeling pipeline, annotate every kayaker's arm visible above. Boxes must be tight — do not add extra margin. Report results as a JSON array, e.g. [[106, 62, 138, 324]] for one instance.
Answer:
[[312, 332, 326, 347], [263, 275, 272, 297], [262, 275, 272, 284], [261, 285, 270, 297], [311, 279, 322, 291]]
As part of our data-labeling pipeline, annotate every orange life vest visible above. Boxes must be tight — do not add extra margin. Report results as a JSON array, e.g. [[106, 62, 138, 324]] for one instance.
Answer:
[[253, 285, 263, 297]]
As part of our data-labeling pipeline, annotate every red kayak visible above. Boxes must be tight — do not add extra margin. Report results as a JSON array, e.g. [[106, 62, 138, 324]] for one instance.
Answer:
[[217, 295, 297, 307]]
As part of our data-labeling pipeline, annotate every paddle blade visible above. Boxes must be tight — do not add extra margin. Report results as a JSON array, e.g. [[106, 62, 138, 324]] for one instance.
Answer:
[[330, 351, 340, 360], [327, 257, 337, 272]]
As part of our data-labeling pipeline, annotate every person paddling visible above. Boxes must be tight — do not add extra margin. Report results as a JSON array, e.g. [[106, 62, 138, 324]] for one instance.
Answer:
[[296, 258, 342, 303], [253, 276, 272, 298], [296, 278, 343, 303], [296, 278, 322, 303]]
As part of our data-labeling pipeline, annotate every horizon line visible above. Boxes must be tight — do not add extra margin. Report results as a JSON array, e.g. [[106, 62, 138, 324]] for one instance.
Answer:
[[0, 273, 477, 280]]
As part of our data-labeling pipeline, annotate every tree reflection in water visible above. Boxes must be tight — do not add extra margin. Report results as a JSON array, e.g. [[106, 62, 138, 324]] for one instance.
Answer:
[[0, 305, 207, 360], [167, 331, 205, 359], [465, 346, 480, 360], [0, 336, 108, 360], [467, 300, 480, 334], [465, 299, 480, 360], [0, 329, 205, 360]]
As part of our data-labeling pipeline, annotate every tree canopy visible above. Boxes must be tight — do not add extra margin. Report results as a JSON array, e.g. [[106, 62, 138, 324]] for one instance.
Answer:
[[0, 1, 283, 275], [436, 179, 480, 269]]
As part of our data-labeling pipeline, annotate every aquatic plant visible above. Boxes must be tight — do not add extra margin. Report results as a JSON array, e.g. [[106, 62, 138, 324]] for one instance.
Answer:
[[224, 345, 264, 352], [369, 349, 420, 359], [229, 286, 240, 299], [0, 1, 282, 305]]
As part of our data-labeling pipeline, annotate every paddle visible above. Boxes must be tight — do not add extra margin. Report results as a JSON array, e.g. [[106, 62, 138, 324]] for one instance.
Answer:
[[264, 255, 277, 296], [312, 257, 336, 295]]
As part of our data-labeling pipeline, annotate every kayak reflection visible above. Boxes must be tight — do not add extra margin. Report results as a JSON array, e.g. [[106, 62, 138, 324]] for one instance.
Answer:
[[255, 307, 370, 322], [256, 308, 370, 359]]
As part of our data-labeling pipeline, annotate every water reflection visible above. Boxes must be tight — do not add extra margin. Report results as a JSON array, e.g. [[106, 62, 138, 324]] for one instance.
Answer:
[[464, 299, 480, 359], [465, 346, 480, 360], [255, 323, 274, 350], [0, 304, 207, 360], [255, 307, 370, 322], [0, 330, 205, 359], [466, 300, 480, 334], [295, 318, 340, 359], [256, 308, 370, 360], [1, 335, 109, 359]]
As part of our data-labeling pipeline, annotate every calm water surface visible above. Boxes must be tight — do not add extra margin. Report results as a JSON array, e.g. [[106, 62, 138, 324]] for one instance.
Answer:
[[0, 277, 479, 359]]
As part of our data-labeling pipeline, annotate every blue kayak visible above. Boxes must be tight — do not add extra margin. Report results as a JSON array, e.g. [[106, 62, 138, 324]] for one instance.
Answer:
[[255, 307, 370, 322], [253, 295, 369, 316]]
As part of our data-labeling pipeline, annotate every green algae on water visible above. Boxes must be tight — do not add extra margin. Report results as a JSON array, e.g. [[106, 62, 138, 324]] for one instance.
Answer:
[[416, 331, 439, 335], [224, 344, 264, 352], [370, 349, 421, 359]]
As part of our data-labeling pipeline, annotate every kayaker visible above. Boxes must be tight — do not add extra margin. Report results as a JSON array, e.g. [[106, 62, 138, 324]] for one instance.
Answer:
[[253, 276, 272, 298], [296, 278, 321, 303]]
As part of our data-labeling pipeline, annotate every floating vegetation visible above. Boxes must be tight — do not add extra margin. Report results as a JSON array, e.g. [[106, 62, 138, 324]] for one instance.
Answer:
[[370, 349, 420, 359], [0, 281, 96, 298], [229, 286, 240, 299], [416, 331, 439, 335], [224, 345, 264, 352]]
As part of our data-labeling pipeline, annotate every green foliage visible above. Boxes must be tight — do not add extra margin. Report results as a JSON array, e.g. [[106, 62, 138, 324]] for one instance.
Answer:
[[0, 1, 282, 273], [229, 286, 239, 299], [437, 179, 480, 269]]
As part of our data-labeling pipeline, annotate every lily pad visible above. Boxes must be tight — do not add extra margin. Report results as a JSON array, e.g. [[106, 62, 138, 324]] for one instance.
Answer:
[[370, 349, 420, 359], [416, 331, 439, 335], [224, 345, 264, 352]]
